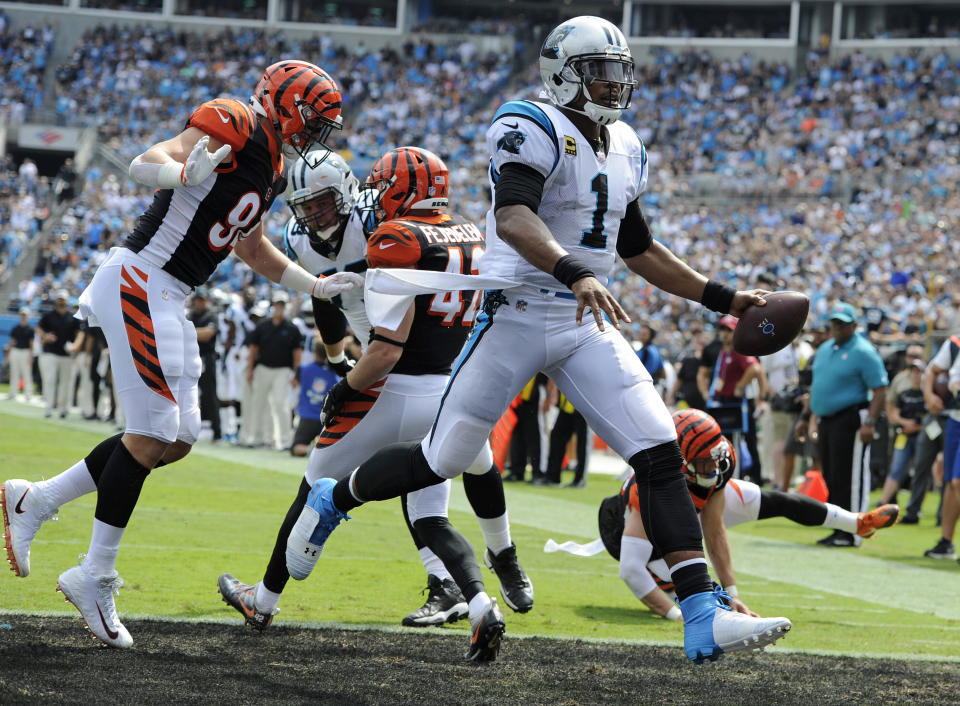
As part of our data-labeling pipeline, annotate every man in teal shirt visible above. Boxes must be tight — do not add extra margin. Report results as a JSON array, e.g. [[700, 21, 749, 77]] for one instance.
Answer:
[[796, 302, 892, 547]]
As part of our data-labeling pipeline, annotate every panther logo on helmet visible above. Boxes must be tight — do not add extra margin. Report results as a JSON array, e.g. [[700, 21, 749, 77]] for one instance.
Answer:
[[673, 409, 735, 489], [286, 149, 359, 249], [362, 147, 449, 227], [538, 16, 637, 126], [251, 60, 343, 168]]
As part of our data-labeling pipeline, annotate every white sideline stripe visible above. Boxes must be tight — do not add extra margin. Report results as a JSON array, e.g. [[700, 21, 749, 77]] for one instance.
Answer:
[[1, 609, 957, 663], [723, 533, 960, 622]]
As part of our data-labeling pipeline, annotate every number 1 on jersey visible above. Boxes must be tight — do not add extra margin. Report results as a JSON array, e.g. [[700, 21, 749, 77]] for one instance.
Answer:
[[580, 172, 608, 249]]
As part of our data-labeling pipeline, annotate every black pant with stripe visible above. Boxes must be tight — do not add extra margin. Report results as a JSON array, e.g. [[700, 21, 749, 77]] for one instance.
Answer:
[[817, 404, 869, 513]]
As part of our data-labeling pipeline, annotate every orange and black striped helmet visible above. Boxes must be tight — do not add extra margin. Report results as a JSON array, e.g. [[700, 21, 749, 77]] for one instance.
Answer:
[[251, 60, 342, 168], [363, 146, 449, 226], [672, 409, 735, 488]]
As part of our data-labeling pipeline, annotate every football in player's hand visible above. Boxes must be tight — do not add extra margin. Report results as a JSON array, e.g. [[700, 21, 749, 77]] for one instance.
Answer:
[[733, 291, 809, 356]]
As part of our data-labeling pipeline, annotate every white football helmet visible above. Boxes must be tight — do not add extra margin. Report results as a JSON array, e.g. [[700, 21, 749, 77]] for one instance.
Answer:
[[539, 16, 636, 125], [286, 149, 359, 246]]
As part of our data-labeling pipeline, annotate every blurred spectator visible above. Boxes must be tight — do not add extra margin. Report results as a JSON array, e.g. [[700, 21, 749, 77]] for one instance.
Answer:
[[705, 314, 767, 485], [506, 374, 548, 483], [188, 287, 221, 442], [245, 292, 302, 451], [762, 338, 803, 491], [37, 289, 81, 418], [54, 158, 78, 203], [879, 355, 927, 505], [635, 323, 665, 384], [668, 326, 706, 410], [799, 302, 888, 547], [903, 335, 960, 525], [5, 307, 35, 400], [291, 341, 340, 457], [544, 388, 591, 488]]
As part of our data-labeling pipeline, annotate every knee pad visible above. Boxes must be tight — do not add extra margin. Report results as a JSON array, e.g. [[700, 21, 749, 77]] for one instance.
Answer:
[[629, 440, 685, 482], [463, 442, 494, 475], [177, 406, 202, 446], [429, 419, 492, 480]]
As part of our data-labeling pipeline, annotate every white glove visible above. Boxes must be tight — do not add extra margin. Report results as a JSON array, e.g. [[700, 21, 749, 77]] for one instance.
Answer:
[[181, 136, 232, 186], [313, 272, 365, 298]]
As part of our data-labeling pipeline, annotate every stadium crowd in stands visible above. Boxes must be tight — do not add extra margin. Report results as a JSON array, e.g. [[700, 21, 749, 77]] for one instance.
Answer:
[[3, 22, 959, 540]]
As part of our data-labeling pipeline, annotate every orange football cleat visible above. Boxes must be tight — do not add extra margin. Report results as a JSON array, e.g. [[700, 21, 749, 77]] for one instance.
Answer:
[[857, 504, 900, 538]]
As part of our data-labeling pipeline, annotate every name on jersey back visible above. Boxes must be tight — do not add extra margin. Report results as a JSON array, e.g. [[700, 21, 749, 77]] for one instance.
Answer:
[[417, 222, 483, 245]]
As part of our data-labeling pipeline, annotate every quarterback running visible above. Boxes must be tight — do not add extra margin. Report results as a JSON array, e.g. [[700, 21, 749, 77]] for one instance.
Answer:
[[281, 16, 794, 664]]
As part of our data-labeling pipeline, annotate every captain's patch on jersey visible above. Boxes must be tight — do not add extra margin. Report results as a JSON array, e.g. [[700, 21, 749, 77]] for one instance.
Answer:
[[497, 130, 526, 154], [564, 135, 577, 156]]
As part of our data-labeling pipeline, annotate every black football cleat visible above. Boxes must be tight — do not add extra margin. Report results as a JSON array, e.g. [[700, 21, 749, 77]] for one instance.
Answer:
[[484, 543, 534, 613], [402, 575, 468, 627], [464, 598, 506, 663]]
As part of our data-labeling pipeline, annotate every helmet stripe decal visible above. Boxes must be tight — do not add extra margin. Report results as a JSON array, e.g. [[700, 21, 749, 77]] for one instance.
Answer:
[[401, 148, 417, 215], [272, 68, 313, 114]]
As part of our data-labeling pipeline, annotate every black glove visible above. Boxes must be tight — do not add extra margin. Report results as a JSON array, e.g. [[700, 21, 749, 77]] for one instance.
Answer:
[[328, 354, 356, 378], [320, 377, 361, 428]]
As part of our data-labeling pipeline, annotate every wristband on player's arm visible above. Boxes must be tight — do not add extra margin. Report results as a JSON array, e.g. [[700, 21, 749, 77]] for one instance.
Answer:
[[701, 279, 736, 314], [553, 255, 595, 290], [129, 155, 185, 189]]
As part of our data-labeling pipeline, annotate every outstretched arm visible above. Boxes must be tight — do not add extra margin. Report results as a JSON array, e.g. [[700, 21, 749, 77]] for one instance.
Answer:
[[623, 242, 769, 317]]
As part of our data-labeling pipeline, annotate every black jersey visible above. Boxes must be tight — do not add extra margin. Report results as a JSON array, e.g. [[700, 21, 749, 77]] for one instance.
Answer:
[[366, 212, 485, 376], [124, 99, 286, 287]]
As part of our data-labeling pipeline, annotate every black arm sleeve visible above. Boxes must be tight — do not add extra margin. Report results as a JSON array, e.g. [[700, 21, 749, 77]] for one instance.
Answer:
[[616, 198, 653, 258], [312, 296, 348, 345], [493, 162, 546, 214]]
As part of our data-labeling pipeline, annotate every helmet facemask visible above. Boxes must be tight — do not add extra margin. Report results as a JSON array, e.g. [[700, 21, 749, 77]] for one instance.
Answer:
[[285, 98, 342, 168], [684, 440, 733, 489], [560, 55, 636, 125]]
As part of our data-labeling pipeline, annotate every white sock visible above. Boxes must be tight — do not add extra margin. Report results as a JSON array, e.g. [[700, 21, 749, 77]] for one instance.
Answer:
[[37, 459, 97, 510], [418, 547, 452, 581], [82, 519, 124, 576], [221, 406, 237, 436], [476, 513, 512, 554], [468, 591, 492, 622], [36, 459, 98, 509], [255, 582, 281, 613], [823, 503, 859, 534]]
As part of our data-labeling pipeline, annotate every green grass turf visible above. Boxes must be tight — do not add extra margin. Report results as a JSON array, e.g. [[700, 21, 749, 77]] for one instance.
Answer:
[[1, 404, 958, 659]]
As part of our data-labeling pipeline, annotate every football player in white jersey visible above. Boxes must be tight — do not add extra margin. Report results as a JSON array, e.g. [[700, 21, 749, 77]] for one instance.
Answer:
[[0, 61, 364, 648], [219, 148, 532, 633], [281, 17, 793, 664]]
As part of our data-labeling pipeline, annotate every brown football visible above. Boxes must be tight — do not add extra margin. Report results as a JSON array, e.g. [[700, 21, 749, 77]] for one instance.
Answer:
[[733, 291, 810, 356]]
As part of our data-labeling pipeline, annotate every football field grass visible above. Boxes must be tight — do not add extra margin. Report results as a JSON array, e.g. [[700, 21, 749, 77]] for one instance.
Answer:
[[1, 400, 958, 662]]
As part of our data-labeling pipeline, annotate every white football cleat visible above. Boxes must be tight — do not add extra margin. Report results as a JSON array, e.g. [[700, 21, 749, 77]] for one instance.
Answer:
[[2, 478, 58, 577], [57, 560, 133, 648]]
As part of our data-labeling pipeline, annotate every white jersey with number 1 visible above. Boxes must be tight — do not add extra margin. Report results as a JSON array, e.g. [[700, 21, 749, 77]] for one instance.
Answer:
[[481, 99, 647, 289]]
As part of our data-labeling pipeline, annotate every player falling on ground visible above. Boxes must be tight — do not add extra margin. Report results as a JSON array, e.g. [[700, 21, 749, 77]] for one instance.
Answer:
[[596, 409, 901, 619], [218, 146, 533, 631], [0, 61, 364, 648], [280, 16, 793, 664]]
